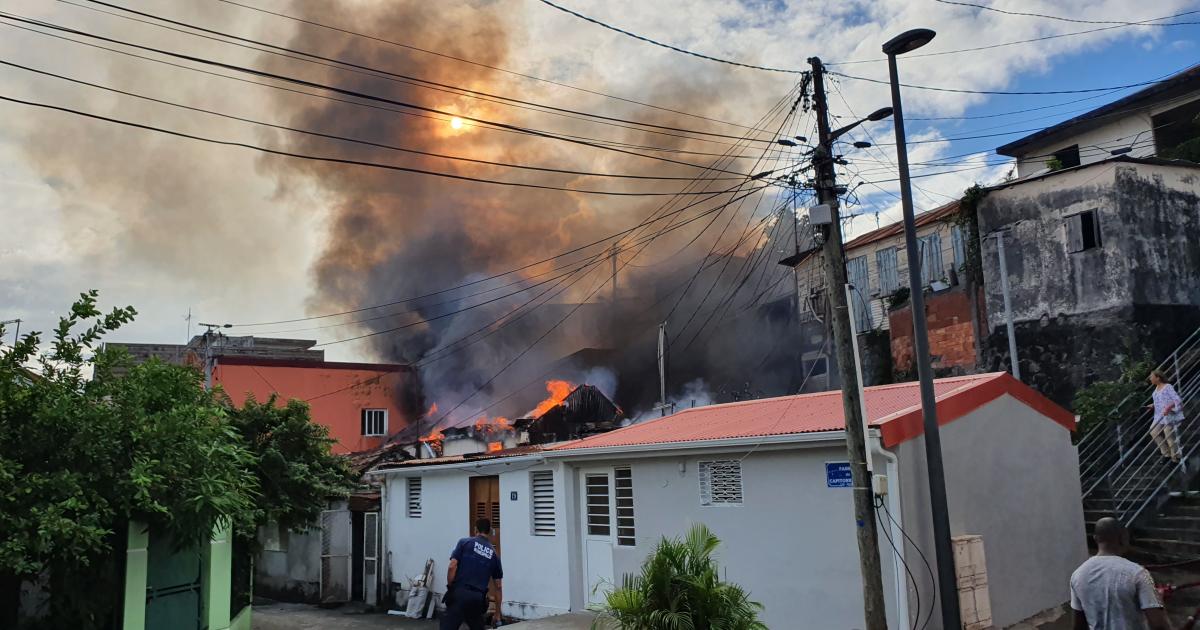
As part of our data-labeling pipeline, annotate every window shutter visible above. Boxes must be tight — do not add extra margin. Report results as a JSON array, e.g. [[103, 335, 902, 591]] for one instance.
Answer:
[[614, 468, 635, 546], [407, 477, 422, 518], [585, 474, 611, 536], [1066, 214, 1084, 253], [698, 461, 743, 506], [361, 409, 368, 436], [530, 471, 556, 536]]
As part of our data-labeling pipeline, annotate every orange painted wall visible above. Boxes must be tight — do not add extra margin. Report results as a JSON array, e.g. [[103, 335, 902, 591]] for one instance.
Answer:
[[213, 358, 415, 454]]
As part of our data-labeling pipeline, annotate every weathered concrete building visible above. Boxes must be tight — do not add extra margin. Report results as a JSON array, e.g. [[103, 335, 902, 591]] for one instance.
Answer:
[[977, 156, 1200, 404], [997, 65, 1200, 177]]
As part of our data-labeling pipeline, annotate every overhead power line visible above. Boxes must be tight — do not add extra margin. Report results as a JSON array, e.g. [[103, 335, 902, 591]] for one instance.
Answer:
[[70, 0, 776, 146], [828, 9, 1200, 65], [535, 0, 807, 75], [208, 0, 772, 134], [830, 70, 1177, 96], [934, 0, 1192, 26], [0, 93, 770, 196], [0, 59, 743, 183], [0, 12, 756, 176]]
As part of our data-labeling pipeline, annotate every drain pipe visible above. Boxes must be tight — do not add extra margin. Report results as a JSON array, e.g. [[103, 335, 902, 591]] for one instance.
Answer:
[[873, 435, 910, 630]]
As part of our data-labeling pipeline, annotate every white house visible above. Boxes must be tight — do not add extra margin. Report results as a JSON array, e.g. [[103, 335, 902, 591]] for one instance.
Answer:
[[373, 372, 1086, 629]]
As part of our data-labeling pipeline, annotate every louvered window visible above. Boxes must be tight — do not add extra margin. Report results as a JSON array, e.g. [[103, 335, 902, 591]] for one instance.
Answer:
[[406, 477, 422, 518], [918, 233, 944, 286], [530, 471, 556, 536], [585, 473, 611, 536], [614, 468, 635, 546], [876, 247, 899, 294], [699, 460, 743, 506]]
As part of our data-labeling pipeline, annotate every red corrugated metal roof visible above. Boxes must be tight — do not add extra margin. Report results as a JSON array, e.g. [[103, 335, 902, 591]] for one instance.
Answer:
[[549, 372, 1073, 452]]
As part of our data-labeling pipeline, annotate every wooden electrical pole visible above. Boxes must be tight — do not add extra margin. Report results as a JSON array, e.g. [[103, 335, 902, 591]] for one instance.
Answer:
[[809, 56, 889, 630]]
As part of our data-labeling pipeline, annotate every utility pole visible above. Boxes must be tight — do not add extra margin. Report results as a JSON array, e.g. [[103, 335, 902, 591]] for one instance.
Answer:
[[198, 322, 230, 391], [809, 56, 889, 630], [994, 232, 1020, 380], [657, 322, 668, 410], [791, 196, 802, 320], [1, 319, 20, 346]]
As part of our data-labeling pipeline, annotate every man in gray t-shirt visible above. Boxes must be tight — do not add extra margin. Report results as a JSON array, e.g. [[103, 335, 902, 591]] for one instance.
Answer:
[[1070, 518, 1171, 630]]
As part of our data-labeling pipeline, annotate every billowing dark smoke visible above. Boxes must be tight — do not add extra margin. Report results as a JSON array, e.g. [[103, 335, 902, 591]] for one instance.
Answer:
[[259, 0, 807, 424]]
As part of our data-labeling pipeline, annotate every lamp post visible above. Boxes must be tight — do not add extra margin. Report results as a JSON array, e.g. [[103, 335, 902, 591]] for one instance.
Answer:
[[883, 28, 963, 630]]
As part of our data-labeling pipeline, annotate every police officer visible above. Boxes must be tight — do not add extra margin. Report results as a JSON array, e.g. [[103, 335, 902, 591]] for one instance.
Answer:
[[441, 518, 504, 630]]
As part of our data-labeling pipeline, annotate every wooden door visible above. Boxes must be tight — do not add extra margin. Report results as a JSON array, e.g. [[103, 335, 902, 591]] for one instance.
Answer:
[[469, 476, 502, 618]]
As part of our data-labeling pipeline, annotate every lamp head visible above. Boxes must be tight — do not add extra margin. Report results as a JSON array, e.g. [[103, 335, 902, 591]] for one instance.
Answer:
[[882, 28, 936, 56], [853, 141, 872, 149], [867, 107, 894, 121], [776, 139, 798, 147], [1110, 147, 1133, 155]]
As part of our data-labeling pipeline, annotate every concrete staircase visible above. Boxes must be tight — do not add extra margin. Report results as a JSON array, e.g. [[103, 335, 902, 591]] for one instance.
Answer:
[[1128, 489, 1200, 629]]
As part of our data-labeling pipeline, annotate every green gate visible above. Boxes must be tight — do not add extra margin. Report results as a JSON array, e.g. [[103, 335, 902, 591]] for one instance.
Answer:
[[144, 531, 204, 630]]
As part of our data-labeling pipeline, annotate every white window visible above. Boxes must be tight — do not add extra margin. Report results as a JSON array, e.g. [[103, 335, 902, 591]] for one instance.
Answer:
[[918, 233, 944, 286], [614, 468, 635, 546], [876, 247, 899, 294], [406, 477, 422, 518], [361, 408, 387, 436], [530, 471, 556, 536], [699, 460, 743, 506]]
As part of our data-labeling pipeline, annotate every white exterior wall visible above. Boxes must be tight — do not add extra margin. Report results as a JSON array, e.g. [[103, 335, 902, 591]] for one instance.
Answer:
[[380, 461, 574, 621], [896, 395, 1087, 629], [497, 463, 574, 619], [560, 445, 901, 630], [1012, 92, 1200, 178], [383, 473, 468, 600]]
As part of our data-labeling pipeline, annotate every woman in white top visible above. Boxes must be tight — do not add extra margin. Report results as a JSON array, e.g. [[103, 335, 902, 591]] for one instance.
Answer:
[[1148, 369, 1184, 464]]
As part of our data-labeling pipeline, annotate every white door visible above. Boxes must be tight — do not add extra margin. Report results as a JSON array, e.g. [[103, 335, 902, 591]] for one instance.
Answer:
[[582, 471, 615, 607], [363, 511, 380, 605], [319, 508, 352, 603]]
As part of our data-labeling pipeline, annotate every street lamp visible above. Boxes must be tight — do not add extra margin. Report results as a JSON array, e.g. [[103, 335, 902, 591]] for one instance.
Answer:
[[883, 27, 964, 630]]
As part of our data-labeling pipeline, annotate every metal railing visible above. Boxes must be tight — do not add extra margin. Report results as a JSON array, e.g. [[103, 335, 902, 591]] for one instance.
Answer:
[[1079, 326, 1200, 526]]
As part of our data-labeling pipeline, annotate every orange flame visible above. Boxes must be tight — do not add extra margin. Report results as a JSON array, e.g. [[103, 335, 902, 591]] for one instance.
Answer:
[[426, 402, 438, 416], [419, 428, 445, 443], [473, 415, 513, 435], [487, 441, 503, 453], [532, 380, 573, 417]]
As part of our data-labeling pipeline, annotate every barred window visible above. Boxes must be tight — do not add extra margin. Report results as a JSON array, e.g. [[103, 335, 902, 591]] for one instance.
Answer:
[[361, 408, 388, 436], [699, 460, 743, 506], [530, 471, 556, 536], [406, 477, 422, 518], [614, 468, 635, 546]]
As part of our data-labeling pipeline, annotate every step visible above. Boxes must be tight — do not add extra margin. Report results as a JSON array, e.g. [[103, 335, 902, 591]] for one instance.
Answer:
[[1136, 526, 1200, 542], [1148, 515, 1200, 531], [1133, 537, 1200, 558]]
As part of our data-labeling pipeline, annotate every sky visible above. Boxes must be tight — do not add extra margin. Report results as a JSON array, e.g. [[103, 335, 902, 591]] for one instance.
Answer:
[[1, 0, 1199, 373]]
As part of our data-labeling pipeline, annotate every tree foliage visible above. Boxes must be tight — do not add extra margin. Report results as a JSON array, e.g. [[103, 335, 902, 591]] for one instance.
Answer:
[[594, 524, 766, 630], [1072, 357, 1155, 442], [0, 291, 352, 627], [225, 394, 355, 537]]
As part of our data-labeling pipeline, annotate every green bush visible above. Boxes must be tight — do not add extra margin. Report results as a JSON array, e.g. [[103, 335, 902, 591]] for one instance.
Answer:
[[1072, 358, 1154, 442], [593, 524, 766, 630]]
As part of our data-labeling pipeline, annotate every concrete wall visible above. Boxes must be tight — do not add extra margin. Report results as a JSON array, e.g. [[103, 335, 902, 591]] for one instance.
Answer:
[[896, 395, 1087, 629], [381, 462, 574, 621], [384, 472, 468, 601], [255, 528, 321, 603], [566, 446, 900, 630], [497, 463, 573, 619], [214, 362, 416, 454], [977, 161, 1200, 403], [1011, 92, 1200, 178]]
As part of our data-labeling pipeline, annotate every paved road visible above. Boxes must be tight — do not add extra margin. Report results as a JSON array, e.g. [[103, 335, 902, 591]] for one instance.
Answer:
[[253, 602, 437, 630], [252, 602, 596, 630]]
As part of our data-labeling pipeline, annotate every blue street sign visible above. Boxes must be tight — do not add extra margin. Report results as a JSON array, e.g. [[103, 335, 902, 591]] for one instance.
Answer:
[[826, 461, 853, 488]]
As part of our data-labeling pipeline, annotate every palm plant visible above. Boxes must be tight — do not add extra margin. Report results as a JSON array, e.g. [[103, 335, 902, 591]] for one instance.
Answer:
[[593, 524, 767, 630]]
